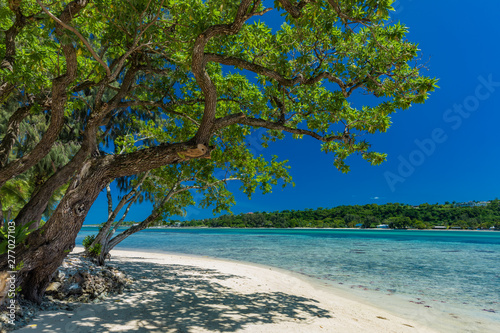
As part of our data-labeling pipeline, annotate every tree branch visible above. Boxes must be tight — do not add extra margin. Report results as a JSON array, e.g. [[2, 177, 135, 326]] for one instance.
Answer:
[[205, 53, 354, 96], [106, 183, 113, 220], [192, 0, 263, 145], [117, 99, 201, 126], [103, 142, 210, 181], [0, 1, 37, 101], [36, 0, 111, 77], [108, 0, 166, 80], [105, 175, 238, 257], [0, 0, 88, 187], [215, 113, 343, 142], [277, 0, 314, 18]]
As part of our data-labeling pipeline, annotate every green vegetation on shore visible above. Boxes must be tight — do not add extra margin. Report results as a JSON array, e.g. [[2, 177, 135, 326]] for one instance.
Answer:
[[168, 200, 500, 230]]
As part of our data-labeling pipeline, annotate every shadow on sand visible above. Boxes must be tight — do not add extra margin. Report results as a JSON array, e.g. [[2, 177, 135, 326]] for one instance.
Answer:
[[18, 259, 333, 332]]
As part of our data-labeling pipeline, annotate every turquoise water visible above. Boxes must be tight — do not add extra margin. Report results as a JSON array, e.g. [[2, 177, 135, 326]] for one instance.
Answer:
[[77, 228, 500, 326]]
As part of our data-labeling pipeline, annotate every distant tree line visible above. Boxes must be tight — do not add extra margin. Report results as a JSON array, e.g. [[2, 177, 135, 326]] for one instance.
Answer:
[[171, 200, 500, 230]]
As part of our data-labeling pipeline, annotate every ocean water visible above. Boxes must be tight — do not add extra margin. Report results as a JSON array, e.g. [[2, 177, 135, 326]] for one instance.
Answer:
[[77, 228, 500, 329]]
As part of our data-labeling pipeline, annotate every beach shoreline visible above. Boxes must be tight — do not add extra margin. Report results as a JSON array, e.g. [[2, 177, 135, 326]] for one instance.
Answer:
[[15, 247, 496, 332]]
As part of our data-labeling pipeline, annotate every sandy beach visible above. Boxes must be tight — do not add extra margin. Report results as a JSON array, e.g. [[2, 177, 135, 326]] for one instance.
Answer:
[[12, 248, 446, 333]]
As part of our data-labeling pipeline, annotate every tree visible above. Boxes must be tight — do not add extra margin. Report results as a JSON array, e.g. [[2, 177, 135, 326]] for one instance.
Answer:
[[0, 0, 437, 302], [362, 215, 379, 228], [386, 216, 410, 229], [344, 213, 360, 227]]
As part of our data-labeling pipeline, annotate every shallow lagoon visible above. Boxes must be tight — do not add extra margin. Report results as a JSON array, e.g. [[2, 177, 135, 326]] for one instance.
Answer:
[[77, 228, 500, 328]]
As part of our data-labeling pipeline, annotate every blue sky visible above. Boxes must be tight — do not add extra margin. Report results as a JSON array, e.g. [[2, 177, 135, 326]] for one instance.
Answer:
[[85, 1, 500, 224]]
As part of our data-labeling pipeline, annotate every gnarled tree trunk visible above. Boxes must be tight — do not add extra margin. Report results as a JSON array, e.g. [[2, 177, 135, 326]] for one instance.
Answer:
[[0, 160, 107, 303]]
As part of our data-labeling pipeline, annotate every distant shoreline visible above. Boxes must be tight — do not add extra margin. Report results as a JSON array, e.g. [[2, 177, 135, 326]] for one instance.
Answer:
[[81, 225, 498, 232]]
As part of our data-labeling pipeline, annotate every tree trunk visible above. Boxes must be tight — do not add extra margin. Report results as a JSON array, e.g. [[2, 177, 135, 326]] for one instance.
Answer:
[[14, 169, 72, 229], [92, 195, 134, 265], [0, 160, 107, 303], [97, 184, 180, 264], [99, 212, 158, 265]]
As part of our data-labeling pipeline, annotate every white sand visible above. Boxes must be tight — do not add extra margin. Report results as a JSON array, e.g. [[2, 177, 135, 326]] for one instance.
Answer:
[[15, 248, 470, 332]]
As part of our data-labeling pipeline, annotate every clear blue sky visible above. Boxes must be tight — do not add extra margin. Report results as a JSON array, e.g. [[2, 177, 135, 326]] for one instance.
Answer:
[[85, 0, 500, 224]]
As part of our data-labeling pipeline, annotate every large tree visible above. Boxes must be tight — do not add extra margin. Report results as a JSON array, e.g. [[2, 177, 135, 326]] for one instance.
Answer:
[[0, 0, 437, 302]]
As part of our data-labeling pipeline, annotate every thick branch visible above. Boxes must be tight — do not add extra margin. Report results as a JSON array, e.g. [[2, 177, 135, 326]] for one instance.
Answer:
[[101, 142, 209, 181], [192, 0, 261, 144]]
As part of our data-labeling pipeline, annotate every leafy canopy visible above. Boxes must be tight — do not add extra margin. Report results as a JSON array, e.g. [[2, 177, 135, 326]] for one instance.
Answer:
[[0, 0, 437, 225]]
